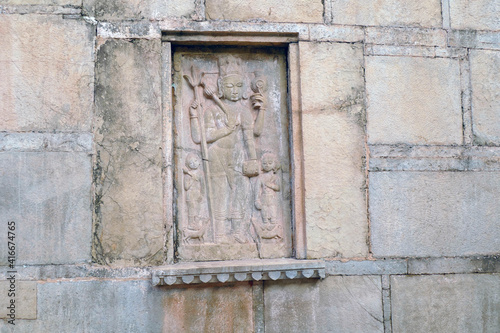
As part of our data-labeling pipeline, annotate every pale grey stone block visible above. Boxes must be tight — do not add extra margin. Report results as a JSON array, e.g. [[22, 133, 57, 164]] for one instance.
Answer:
[[325, 260, 407, 275], [0, 15, 94, 132], [330, 0, 442, 28], [391, 274, 500, 333], [471, 50, 500, 146], [370, 172, 500, 257], [205, 0, 324, 23], [366, 56, 462, 145], [408, 256, 500, 274], [0, 152, 92, 265], [0, 281, 37, 320], [450, 0, 500, 31], [265, 276, 384, 332], [90, 0, 196, 20]]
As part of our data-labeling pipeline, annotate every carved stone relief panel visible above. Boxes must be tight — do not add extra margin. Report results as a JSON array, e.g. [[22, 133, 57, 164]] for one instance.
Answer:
[[173, 46, 292, 261]]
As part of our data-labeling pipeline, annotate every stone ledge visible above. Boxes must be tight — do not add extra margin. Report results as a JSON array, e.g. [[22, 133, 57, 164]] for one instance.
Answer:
[[152, 259, 325, 286]]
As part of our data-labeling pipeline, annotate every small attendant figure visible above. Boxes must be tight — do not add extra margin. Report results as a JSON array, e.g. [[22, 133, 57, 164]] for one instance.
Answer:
[[255, 153, 281, 225], [183, 153, 204, 230]]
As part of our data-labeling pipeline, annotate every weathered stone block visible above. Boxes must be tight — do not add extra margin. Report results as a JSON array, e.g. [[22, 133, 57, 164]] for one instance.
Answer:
[[90, 0, 196, 20], [0, 153, 92, 265], [366, 56, 462, 145], [164, 283, 254, 332], [392, 274, 500, 332], [299, 42, 365, 112], [330, 0, 442, 27], [471, 50, 500, 145], [206, 0, 323, 23], [370, 172, 500, 257], [0, 281, 37, 319], [450, 0, 500, 31], [303, 113, 368, 259], [94, 39, 164, 266], [265, 276, 383, 332], [0, 15, 94, 132], [0, 280, 253, 332], [299, 42, 367, 259]]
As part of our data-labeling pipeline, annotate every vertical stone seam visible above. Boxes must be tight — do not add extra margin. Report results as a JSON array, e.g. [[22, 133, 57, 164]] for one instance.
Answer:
[[252, 281, 265, 333], [90, 20, 98, 265], [460, 49, 473, 146], [381, 275, 393, 333], [361, 30, 373, 259], [323, 0, 333, 25], [194, 0, 206, 21], [91, 25, 107, 265], [161, 42, 175, 264], [441, 0, 451, 30]]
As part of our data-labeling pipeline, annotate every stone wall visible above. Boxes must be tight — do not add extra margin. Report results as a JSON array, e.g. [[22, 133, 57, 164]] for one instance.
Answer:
[[1, 0, 499, 331]]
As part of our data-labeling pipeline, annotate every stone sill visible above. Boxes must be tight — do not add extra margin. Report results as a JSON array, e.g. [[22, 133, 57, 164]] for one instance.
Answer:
[[152, 259, 325, 286]]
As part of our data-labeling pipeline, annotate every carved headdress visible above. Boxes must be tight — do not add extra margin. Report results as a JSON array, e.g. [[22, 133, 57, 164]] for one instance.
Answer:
[[218, 55, 243, 78], [217, 55, 247, 99]]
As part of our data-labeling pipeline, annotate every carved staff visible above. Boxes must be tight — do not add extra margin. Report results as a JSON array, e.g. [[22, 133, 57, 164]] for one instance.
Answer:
[[184, 66, 215, 242]]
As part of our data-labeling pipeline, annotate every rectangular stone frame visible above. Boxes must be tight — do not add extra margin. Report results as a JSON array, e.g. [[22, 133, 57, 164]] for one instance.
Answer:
[[161, 31, 307, 265]]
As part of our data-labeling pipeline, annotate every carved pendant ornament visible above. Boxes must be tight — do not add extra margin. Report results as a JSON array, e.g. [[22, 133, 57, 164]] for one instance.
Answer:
[[174, 48, 291, 261]]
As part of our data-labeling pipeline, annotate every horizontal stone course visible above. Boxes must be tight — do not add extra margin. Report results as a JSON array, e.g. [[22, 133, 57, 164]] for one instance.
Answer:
[[365, 27, 447, 46], [408, 256, 500, 274], [448, 30, 500, 50], [370, 172, 500, 258], [326, 259, 407, 275], [0, 132, 93, 152], [369, 145, 500, 171], [0, 280, 254, 332]]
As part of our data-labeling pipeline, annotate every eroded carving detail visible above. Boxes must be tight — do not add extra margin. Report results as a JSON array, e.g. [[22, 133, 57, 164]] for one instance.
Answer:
[[175, 48, 291, 261]]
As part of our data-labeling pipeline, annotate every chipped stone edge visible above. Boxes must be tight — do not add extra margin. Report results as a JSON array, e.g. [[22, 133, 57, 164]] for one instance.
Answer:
[[0, 132, 93, 152], [369, 145, 500, 171], [151, 259, 326, 286]]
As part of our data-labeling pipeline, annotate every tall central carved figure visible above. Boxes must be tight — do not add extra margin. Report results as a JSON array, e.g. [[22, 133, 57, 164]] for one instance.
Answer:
[[188, 55, 266, 244], [176, 48, 291, 260]]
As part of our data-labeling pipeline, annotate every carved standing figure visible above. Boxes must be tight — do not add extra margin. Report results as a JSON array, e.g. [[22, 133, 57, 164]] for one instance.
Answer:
[[189, 55, 266, 244], [255, 153, 281, 225], [183, 153, 204, 229]]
